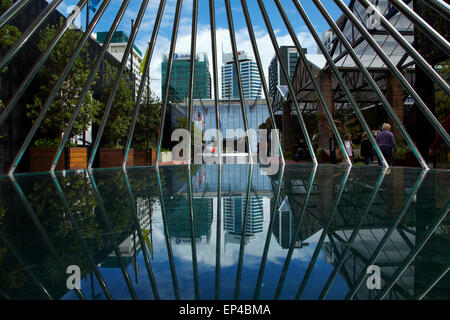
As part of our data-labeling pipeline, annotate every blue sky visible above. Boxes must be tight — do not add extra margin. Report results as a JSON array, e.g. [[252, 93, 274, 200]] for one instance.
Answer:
[[56, 0, 349, 98]]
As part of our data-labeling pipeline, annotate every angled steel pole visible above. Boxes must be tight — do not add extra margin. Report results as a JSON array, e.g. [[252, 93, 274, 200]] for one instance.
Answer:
[[272, 166, 318, 300], [416, 265, 450, 300], [318, 167, 387, 299], [240, 0, 284, 165], [123, 169, 160, 299], [155, 0, 184, 167], [0, 231, 53, 300], [0, 0, 87, 126], [187, 1, 199, 297], [187, 0, 199, 164], [89, 0, 167, 169], [187, 166, 200, 299], [256, 0, 317, 165], [8, 175, 86, 300], [278, 0, 363, 167], [344, 169, 428, 300], [313, 0, 427, 169], [209, 0, 223, 300], [214, 165, 222, 299], [51, 0, 134, 173], [285, 0, 386, 167], [359, 0, 449, 96], [8, 0, 112, 175], [376, 201, 449, 300], [234, 164, 254, 299], [50, 173, 113, 300], [0, 0, 63, 72], [333, 0, 450, 147], [224, 0, 253, 165], [253, 163, 286, 299], [295, 166, 351, 300], [0, 0, 31, 29], [87, 171, 138, 299], [209, 0, 222, 163], [389, 0, 450, 55], [422, 0, 450, 20], [156, 167, 180, 299]]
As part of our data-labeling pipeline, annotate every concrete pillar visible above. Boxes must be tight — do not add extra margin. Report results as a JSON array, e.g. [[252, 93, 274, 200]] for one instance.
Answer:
[[317, 70, 334, 150]]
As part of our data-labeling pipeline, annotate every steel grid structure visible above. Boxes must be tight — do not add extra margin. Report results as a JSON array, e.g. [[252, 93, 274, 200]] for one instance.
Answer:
[[0, 0, 448, 174]]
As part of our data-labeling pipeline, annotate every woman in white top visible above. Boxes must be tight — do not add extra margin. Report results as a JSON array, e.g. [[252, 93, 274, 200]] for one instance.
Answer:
[[344, 133, 353, 158]]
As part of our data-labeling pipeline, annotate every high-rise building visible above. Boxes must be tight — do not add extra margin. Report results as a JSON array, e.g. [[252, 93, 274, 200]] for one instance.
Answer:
[[221, 51, 262, 100], [161, 53, 211, 103], [320, 30, 334, 54], [268, 46, 306, 99], [96, 31, 145, 98], [223, 196, 264, 237]]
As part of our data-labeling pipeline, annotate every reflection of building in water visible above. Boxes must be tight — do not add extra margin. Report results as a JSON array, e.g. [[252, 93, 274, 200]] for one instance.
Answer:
[[165, 197, 214, 246], [325, 229, 416, 299], [223, 196, 269, 246], [272, 196, 321, 249]]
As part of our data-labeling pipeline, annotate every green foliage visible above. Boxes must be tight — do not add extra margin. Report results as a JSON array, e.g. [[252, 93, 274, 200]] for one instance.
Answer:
[[26, 20, 102, 145], [393, 146, 407, 160], [0, 0, 21, 50], [100, 61, 134, 148], [134, 93, 161, 150]]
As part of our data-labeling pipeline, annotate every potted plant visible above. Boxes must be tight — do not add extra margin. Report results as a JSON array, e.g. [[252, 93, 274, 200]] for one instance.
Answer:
[[26, 21, 101, 172], [392, 146, 406, 166]]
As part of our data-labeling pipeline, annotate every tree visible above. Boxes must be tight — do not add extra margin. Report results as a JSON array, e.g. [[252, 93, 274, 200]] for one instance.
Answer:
[[0, 0, 21, 50], [26, 20, 102, 147], [134, 92, 161, 149], [100, 61, 134, 148]]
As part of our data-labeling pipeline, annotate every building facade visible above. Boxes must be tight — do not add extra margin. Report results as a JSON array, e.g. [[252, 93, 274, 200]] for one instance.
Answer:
[[161, 53, 211, 103], [268, 46, 306, 99], [221, 51, 262, 100], [96, 31, 145, 98]]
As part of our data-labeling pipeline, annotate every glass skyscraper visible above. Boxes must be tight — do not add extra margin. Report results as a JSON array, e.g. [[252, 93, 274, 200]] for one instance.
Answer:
[[161, 53, 211, 103], [221, 51, 262, 100]]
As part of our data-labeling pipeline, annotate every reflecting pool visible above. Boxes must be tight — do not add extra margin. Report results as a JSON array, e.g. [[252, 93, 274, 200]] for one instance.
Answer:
[[0, 164, 448, 300]]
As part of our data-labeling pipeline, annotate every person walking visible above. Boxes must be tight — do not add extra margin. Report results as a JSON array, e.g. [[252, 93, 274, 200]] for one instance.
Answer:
[[376, 123, 396, 166], [344, 133, 354, 160], [360, 132, 373, 165]]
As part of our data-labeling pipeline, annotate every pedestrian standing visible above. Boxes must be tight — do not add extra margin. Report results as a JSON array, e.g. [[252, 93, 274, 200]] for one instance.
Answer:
[[376, 123, 396, 166], [344, 134, 354, 159], [360, 132, 373, 165]]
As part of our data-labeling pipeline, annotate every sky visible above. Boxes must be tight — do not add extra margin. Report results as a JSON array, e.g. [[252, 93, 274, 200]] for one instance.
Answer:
[[56, 0, 350, 99]]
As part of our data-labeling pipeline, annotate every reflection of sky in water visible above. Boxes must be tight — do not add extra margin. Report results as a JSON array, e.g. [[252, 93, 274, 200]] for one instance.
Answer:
[[3, 165, 449, 300]]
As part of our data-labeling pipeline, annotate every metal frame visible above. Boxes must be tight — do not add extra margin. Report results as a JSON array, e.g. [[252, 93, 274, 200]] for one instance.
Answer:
[[0, 0, 447, 173]]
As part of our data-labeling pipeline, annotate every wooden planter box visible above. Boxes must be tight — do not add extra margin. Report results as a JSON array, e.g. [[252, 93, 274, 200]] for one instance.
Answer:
[[99, 148, 134, 168], [134, 149, 157, 166], [30, 147, 87, 172]]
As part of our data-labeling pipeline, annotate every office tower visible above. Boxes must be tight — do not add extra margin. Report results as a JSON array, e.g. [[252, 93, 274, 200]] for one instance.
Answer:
[[96, 31, 145, 97], [223, 196, 264, 237], [161, 53, 211, 103], [221, 51, 262, 99], [268, 46, 306, 99]]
